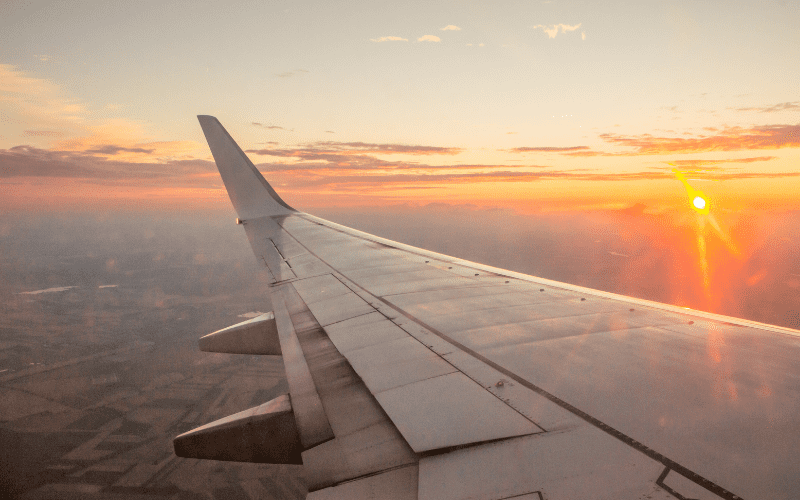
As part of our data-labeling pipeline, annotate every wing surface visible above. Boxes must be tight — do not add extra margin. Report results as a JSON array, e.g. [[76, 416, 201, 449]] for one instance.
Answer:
[[182, 116, 800, 500]]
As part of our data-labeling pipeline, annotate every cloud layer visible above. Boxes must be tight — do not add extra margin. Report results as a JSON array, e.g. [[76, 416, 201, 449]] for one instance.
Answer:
[[370, 36, 408, 42], [561, 124, 800, 157], [510, 146, 589, 153], [4, 122, 799, 195], [734, 102, 799, 113], [0, 145, 214, 181], [532, 23, 582, 38]]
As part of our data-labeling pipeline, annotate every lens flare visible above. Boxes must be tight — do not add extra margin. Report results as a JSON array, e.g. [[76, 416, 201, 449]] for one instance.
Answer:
[[672, 169, 709, 215]]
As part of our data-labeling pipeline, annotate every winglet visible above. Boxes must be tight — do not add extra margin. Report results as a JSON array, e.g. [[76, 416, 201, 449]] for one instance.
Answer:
[[197, 115, 295, 218]]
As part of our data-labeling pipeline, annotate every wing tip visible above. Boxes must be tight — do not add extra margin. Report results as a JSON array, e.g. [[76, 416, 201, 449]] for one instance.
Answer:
[[196, 115, 296, 218]]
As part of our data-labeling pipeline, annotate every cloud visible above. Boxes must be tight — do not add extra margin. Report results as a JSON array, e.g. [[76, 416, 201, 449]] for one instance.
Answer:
[[582, 31, 586, 40], [237, 137, 800, 192], [247, 141, 463, 159], [24, 130, 63, 137], [565, 124, 800, 156], [371, 36, 408, 42], [663, 156, 777, 169], [0, 146, 97, 178], [45, 119, 200, 162], [275, 69, 309, 78], [598, 124, 800, 154], [252, 123, 285, 130], [733, 102, 800, 113], [466, 43, 485, 47], [418, 35, 441, 42], [8, 140, 797, 192], [0, 64, 88, 133], [0, 64, 200, 165], [441, 25, 461, 31], [85, 145, 156, 155], [252, 161, 800, 193], [532, 23, 582, 38], [509, 146, 589, 153], [5, 137, 799, 206], [282, 170, 568, 190], [0, 145, 215, 180], [243, 140, 468, 175]]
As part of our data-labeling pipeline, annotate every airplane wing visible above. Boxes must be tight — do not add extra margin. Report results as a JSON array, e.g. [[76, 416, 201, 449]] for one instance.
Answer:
[[174, 116, 800, 500]]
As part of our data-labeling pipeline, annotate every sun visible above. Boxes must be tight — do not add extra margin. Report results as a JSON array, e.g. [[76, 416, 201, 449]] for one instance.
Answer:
[[688, 189, 709, 215], [692, 195, 707, 212]]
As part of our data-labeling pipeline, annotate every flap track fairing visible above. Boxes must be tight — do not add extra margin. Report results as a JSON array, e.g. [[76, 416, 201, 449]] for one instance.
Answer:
[[173, 394, 302, 464], [199, 312, 281, 355]]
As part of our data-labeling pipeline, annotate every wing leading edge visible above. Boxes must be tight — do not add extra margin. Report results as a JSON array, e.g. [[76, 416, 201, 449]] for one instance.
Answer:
[[175, 116, 800, 500]]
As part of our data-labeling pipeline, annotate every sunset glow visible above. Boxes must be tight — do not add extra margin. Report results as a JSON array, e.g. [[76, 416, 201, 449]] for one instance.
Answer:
[[0, 1, 798, 320]]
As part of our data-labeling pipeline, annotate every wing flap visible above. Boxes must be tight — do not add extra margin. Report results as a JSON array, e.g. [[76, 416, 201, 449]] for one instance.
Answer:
[[272, 292, 335, 450], [276, 282, 417, 491], [376, 371, 541, 453]]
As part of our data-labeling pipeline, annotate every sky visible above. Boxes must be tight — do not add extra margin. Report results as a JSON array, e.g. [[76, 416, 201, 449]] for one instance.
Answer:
[[1, 0, 798, 213]]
